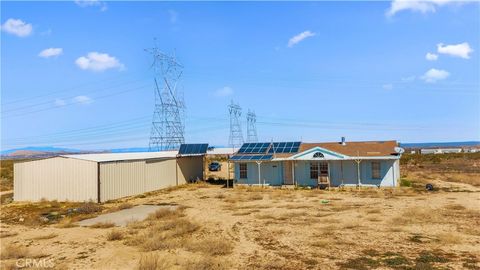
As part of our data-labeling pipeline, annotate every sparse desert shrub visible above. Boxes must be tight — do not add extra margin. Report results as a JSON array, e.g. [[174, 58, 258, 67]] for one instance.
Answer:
[[400, 178, 413, 187], [1, 244, 29, 259], [416, 251, 449, 264], [77, 201, 103, 214], [215, 193, 225, 199], [183, 256, 228, 270], [117, 202, 134, 210], [56, 218, 78, 228], [436, 232, 462, 244], [247, 193, 263, 200], [90, 222, 115, 228], [148, 207, 184, 220], [137, 253, 173, 270], [186, 238, 234, 256], [337, 257, 380, 270], [106, 229, 124, 241]]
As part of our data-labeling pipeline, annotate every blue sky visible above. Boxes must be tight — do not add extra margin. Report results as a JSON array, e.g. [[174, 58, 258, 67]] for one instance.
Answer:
[[1, 1, 479, 150]]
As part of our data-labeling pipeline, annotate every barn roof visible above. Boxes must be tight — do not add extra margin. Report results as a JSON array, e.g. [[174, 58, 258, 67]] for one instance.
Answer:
[[62, 151, 178, 162]]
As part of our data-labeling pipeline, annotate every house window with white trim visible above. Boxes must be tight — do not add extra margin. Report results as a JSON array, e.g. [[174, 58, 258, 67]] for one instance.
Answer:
[[310, 163, 318, 179], [372, 161, 381, 179], [239, 163, 247, 179]]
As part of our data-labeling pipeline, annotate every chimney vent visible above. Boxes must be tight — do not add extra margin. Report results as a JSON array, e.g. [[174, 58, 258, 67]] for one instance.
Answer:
[[341, 137, 346, 145]]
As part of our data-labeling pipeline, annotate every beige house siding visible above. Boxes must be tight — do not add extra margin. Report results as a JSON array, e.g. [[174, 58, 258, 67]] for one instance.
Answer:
[[14, 157, 97, 202]]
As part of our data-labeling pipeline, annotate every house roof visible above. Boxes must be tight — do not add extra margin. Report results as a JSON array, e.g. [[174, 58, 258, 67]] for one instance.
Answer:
[[62, 151, 178, 162], [299, 140, 398, 157]]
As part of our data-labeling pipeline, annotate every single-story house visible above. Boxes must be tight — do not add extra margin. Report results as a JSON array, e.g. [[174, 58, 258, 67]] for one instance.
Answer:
[[230, 139, 402, 187], [14, 144, 208, 202]]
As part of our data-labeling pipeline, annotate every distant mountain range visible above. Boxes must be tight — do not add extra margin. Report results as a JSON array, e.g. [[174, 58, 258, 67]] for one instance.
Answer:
[[2, 141, 479, 159]]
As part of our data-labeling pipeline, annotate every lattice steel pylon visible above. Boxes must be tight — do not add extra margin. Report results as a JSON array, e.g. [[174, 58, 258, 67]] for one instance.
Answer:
[[146, 44, 185, 151], [228, 101, 244, 148], [246, 110, 258, 143]]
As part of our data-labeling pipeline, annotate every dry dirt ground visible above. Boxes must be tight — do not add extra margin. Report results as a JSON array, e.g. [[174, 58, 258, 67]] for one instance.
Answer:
[[1, 153, 480, 270]]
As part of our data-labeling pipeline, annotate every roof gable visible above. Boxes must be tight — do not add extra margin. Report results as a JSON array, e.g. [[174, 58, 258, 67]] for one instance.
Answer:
[[291, 146, 346, 160]]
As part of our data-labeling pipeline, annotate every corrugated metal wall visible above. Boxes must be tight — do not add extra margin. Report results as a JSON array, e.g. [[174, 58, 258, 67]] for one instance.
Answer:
[[14, 157, 98, 202], [145, 159, 177, 191], [100, 160, 146, 202]]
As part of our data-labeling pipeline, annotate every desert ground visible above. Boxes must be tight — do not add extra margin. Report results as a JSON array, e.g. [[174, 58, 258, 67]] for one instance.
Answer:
[[1, 153, 479, 270]]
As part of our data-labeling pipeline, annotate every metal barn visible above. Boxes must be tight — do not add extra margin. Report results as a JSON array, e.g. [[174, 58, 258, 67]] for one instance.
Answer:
[[14, 150, 204, 202]]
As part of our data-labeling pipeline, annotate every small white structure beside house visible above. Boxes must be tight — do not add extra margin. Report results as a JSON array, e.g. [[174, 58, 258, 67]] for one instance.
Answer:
[[420, 148, 462, 154]]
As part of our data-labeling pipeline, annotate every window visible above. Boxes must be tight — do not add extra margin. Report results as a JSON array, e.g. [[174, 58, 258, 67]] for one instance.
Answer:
[[319, 162, 328, 176], [310, 163, 318, 179], [239, 163, 248, 179], [372, 162, 381, 179], [313, 152, 324, 158]]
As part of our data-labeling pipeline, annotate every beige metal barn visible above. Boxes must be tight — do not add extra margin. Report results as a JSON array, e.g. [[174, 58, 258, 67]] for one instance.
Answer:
[[14, 151, 203, 202]]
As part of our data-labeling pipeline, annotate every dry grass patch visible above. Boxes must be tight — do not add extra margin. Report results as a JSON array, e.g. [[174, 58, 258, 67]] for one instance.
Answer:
[[147, 207, 184, 220], [117, 202, 134, 210], [186, 237, 234, 256], [137, 253, 173, 270], [31, 233, 58, 240], [56, 217, 78, 228], [1, 244, 29, 259], [106, 229, 124, 241], [436, 232, 463, 245], [0, 231, 18, 238], [391, 207, 443, 225], [90, 221, 115, 228], [247, 193, 263, 200]]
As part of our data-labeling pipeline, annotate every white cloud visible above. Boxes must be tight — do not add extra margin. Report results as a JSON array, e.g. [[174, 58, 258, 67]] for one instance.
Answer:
[[74, 0, 107, 11], [421, 68, 450, 83], [75, 52, 124, 72], [214, 86, 234, 97], [1, 18, 33, 37], [401, 76, 416, 82], [168, 10, 178, 23], [425, 52, 438, 61], [386, 0, 455, 17], [287, 30, 315, 48], [73, 95, 93, 105], [382, 84, 394, 90], [39, 48, 63, 58], [437, 42, 473, 59], [54, 98, 66, 106]]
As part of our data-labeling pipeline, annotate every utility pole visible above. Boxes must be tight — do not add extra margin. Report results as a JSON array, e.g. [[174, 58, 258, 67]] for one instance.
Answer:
[[146, 42, 185, 151], [246, 110, 258, 143], [228, 101, 244, 148]]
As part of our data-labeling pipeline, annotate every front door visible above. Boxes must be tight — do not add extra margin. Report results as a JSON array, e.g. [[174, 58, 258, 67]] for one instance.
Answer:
[[283, 161, 293, 185]]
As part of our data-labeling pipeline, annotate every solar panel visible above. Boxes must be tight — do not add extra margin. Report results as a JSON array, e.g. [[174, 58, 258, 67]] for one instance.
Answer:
[[178, 144, 209, 155], [268, 142, 301, 153], [237, 142, 270, 154], [230, 154, 273, 161]]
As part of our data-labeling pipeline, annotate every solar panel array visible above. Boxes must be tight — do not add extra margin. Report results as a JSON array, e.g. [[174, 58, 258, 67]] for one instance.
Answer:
[[230, 154, 273, 161], [268, 142, 301, 153], [178, 144, 209, 155], [237, 142, 271, 154]]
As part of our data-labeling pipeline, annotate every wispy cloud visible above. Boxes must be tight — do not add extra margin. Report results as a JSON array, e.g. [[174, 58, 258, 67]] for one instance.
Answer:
[[54, 98, 66, 107], [1, 18, 33, 37], [214, 86, 234, 97], [425, 52, 438, 61], [437, 42, 473, 59], [73, 95, 93, 105], [74, 0, 107, 11], [288, 30, 315, 48], [421, 68, 450, 83], [75, 52, 124, 72], [382, 84, 394, 90], [39, 48, 63, 58], [386, 0, 456, 17], [401, 76, 416, 82], [168, 10, 178, 24]]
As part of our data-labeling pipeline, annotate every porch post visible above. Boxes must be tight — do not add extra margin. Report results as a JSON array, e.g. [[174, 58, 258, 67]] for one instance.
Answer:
[[292, 161, 295, 186], [355, 159, 361, 186], [256, 161, 262, 187], [340, 160, 344, 186]]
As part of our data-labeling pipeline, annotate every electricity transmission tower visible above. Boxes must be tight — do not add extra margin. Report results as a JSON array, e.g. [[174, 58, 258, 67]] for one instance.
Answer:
[[246, 110, 258, 143], [228, 101, 244, 148], [146, 44, 185, 151]]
